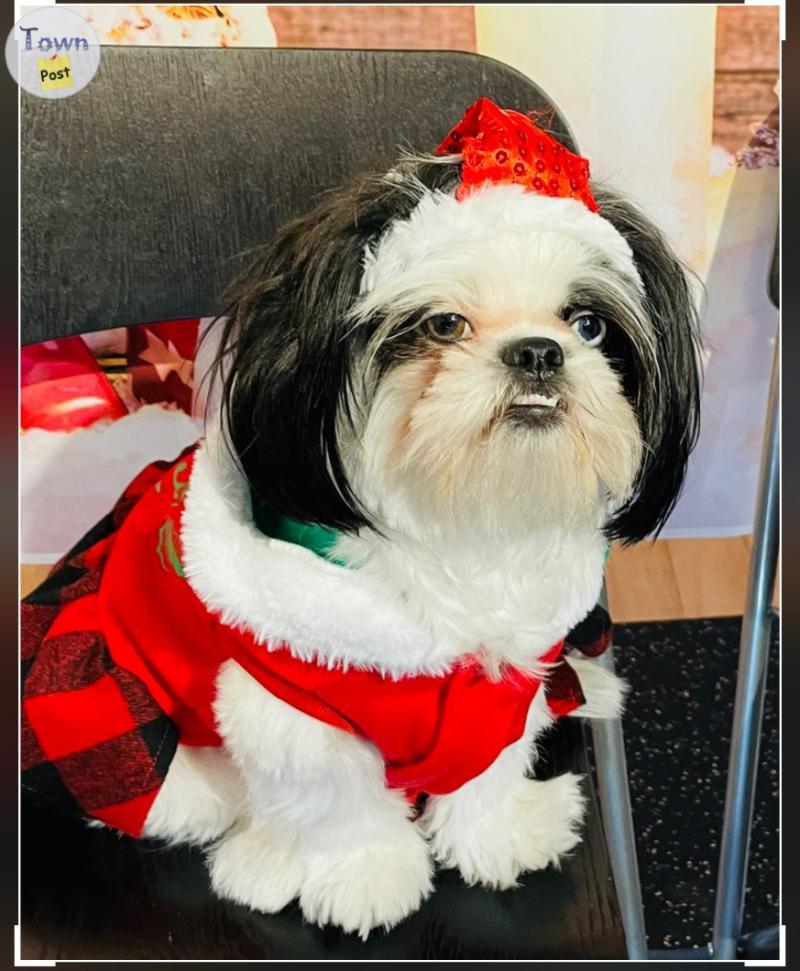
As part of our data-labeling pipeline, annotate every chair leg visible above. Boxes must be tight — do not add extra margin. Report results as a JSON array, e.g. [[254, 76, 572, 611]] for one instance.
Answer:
[[711, 339, 780, 960], [590, 643, 649, 961]]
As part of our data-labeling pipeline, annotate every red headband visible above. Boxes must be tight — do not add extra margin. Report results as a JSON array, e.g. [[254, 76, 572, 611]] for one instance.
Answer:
[[435, 97, 598, 213]]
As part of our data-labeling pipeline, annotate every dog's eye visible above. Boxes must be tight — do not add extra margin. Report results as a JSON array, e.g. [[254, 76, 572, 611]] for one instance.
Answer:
[[423, 313, 471, 342], [570, 312, 607, 347]]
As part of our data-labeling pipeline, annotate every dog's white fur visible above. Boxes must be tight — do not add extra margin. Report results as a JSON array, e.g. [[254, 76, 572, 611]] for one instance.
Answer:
[[143, 187, 634, 937]]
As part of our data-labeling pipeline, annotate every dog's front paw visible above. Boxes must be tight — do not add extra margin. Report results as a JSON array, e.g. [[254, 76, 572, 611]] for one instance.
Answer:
[[208, 821, 305, 913], [299, 828, 433, 939], [424, 772, 586, 889], [504, 772, 587, 876]]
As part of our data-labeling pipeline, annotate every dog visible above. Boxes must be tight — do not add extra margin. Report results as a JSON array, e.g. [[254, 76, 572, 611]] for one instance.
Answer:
[[21, 99, 700, 939]]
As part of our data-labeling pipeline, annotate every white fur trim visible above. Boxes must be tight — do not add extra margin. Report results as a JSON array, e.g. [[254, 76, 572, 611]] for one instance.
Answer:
[[181, 433, 608, 678], [180, 437, 443, 677], [361, 184, 641, 294]]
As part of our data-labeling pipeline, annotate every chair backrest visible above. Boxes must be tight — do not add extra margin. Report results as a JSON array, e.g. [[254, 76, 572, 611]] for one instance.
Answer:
[[21, 47, 574, 345]]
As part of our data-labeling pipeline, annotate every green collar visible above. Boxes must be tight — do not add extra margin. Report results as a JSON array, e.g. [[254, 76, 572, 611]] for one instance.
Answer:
[[252, 492, 344, 565]]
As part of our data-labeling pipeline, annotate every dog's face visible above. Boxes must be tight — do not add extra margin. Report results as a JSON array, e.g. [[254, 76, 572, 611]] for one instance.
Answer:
[[217, 159, 700, 544], [351, 185, 649, 535]]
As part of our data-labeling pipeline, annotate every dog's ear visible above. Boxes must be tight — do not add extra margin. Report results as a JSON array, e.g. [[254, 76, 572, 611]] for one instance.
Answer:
[[594, 188, 702, 544], [212, 161, 457, 532]]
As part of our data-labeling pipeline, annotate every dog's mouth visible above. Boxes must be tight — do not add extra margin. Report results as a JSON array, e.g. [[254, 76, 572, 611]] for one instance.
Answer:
[[505, 391, 566, 427]]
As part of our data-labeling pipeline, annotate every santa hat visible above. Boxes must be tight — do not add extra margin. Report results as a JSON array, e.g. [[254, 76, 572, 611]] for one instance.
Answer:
[[360, 98, 642, 299], [435, 96, 598, 212]]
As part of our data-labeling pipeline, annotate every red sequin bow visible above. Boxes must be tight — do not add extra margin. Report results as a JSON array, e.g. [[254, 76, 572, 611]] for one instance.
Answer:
[[435, 97, 598, 213]]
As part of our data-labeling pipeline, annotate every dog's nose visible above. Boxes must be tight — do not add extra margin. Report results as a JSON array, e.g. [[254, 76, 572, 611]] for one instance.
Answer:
[[501, 337, 564, 377]]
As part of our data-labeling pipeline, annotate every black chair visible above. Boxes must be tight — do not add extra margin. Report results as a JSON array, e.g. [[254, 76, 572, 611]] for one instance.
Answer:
[[20, 47, 635, 960]]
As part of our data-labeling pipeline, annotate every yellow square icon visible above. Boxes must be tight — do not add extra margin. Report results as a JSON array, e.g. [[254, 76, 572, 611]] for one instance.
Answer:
[[38, 55, 73, 92]]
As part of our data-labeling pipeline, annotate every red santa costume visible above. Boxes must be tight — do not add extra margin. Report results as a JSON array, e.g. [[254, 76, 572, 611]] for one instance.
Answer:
[[21, 437, 611, 838]]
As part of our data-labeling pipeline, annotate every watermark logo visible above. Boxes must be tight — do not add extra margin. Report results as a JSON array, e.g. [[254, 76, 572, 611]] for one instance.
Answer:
[[6, 7, 100, 99]]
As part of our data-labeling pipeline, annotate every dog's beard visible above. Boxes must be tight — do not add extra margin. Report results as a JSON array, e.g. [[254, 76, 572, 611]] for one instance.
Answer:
[[349, 331, 643, 540]]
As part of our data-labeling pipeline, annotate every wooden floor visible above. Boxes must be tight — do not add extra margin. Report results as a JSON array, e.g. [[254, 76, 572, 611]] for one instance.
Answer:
[[605, 535, 772, 623], [20, 564, 50, 601], [21, 536, 771, 624]]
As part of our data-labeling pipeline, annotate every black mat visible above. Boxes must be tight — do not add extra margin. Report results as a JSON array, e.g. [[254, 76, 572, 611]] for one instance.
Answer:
[[613, 614, 779, 952]]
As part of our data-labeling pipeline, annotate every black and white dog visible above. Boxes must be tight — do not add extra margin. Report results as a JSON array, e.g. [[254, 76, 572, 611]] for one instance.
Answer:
[[141, 103, 701, 937]]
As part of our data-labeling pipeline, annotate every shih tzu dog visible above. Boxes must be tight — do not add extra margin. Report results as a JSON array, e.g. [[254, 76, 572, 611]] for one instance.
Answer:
[[22, 99, 700, 939]]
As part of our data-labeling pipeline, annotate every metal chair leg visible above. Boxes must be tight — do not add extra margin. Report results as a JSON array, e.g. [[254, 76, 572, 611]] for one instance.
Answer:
[[591, 640, 649, 960], [711, 337, 780, 960]]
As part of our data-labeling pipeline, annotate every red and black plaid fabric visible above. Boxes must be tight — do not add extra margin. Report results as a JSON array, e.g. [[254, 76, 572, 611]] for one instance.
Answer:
[[565, 602, 613, 658], [21, 459, 181, 837], [546, 603, 613, 714]]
